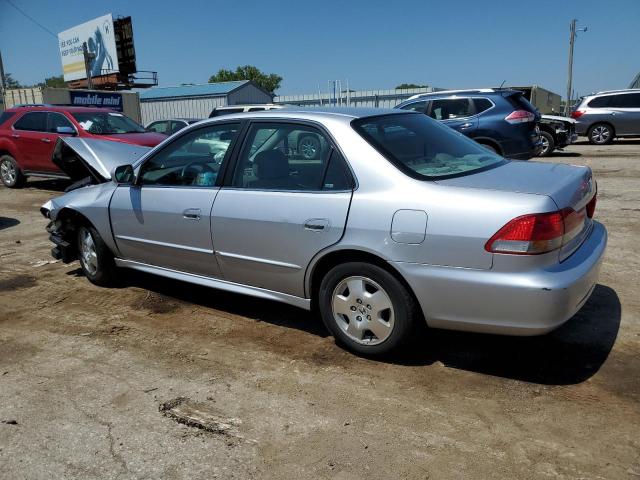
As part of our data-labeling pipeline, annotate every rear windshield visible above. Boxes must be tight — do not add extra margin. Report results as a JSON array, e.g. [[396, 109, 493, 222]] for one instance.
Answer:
[[353, 113, 506, 179], [209, 108, 244, 118], [72, 112, 145, 134]]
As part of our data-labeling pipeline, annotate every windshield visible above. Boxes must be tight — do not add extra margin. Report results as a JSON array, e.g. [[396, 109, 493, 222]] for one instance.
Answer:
[[352, 113, 506, 179], [72, 111, 146, 134]]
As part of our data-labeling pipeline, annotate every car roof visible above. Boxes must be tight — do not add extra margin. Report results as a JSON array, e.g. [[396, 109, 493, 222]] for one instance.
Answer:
[[590, 88, 640, 96], [7, 105, 114, 114], [200, 107, 410, 125], [402, 88, 520, 103]]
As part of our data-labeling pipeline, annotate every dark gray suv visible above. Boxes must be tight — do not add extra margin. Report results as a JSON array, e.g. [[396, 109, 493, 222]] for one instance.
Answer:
[[571, 89, 640, 144]]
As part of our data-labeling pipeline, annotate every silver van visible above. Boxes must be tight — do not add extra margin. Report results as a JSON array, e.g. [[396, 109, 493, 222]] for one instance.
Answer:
[[572, 89, 640, 144]]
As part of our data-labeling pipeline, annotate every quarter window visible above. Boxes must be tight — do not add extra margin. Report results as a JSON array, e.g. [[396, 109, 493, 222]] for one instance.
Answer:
[[231, 123, 350, 191], [473, 98, 493, 114], [429, 99, 473, 120], [147, 121, 168, 134], [399, 101, 428, 113], [13, 112, 48, 132], [139, 123, 240, 187]]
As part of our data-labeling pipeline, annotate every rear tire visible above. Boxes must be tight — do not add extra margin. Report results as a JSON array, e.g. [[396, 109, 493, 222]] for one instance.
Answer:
[[0, 155, 26, 188], [538, 131, 555, 157], [478, 142, 498, 154], [588, 123, 614, 145], [77, 225, 118, 287], [318, 262, 418, 356]]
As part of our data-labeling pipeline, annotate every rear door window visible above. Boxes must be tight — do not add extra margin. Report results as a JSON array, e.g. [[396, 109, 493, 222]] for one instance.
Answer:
[[13, 112, 48, 132], [429, 99, 473, 120], [0, 112, 15, 126], [609, 93, 640, 108]]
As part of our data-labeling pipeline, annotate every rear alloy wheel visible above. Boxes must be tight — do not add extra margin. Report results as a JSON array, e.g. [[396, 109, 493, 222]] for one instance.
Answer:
[[0, 155, 26, 188], [77, 225, 118, 286], [538, 131, 555, 157], [298, 134, 321, 160], [318, 262, 418, 355], [588, 123, 614, 145]]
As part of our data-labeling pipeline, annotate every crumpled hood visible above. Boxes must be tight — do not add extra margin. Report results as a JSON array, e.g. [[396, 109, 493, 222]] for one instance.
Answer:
[[52, 137, 151, 182], [541, 114, 577, 124]]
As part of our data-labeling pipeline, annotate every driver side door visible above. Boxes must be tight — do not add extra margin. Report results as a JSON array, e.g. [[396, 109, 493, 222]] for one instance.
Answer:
[[109, 122, 241, 277]]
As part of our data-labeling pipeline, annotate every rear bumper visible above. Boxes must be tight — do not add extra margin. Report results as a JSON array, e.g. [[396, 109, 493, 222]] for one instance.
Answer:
[[392, 221, 607, 335]]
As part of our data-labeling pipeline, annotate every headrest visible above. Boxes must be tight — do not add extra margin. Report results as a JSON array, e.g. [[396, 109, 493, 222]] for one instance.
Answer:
[[253, 150, 289, 180]]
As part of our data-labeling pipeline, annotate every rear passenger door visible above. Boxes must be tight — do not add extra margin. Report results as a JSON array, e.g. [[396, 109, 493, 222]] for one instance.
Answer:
[[11, 112, 58, 172], [211, 121, 354, 298], [609, 93, 640, 135], [428, 98, 478, 134]]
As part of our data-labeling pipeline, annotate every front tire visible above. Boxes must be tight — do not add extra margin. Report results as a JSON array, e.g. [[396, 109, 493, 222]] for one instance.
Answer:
[[588, 123, 614, 145], [0, 155, 26, 188], [77, 225, 118, 286], [538, 131, 555, 157], [318, 262, 418, 356]]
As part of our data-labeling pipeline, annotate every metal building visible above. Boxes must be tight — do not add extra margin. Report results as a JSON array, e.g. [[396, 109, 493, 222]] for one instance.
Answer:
[[139, 81, 273, 124], [274, 87, 441, 108]]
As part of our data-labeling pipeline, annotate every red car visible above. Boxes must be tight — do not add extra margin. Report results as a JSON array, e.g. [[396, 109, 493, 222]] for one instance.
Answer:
[[0, 105, 166, 188]]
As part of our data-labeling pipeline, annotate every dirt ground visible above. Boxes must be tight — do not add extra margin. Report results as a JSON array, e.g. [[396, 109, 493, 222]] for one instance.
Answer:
[[1, 140, 639, 480]]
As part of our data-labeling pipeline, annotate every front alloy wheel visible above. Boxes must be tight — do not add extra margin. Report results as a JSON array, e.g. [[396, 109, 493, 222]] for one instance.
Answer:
[[298, 135, 321, 160], [76, 225, 117, 286]]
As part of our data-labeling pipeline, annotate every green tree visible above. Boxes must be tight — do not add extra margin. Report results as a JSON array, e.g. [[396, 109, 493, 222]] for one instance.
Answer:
[[39, 75, 66, 88], [2, 73, 21, 89], [209, 65, 282, 94], [395, 83, 427, 90]]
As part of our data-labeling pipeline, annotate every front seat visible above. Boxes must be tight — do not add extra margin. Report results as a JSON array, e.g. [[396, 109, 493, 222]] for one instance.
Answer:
[[249, 150, 291, 189]]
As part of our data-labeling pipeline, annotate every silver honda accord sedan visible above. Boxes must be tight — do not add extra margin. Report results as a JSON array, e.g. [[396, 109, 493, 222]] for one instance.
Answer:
[[41, 108, 607, 355]]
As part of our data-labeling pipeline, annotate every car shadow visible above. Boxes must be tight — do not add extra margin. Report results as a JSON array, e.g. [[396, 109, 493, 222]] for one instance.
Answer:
[[111, 268, 620, 386], [394, 284, 621, 385], [0, 217, 20, 231], [550, 151, 582, 157], [24, 179, 71, 192]]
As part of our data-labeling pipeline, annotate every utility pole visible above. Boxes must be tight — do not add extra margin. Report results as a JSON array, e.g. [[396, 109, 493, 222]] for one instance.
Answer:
[[82, 42, 96, 90], [565, 19, 587, 116], [0, 50, 6, 110]]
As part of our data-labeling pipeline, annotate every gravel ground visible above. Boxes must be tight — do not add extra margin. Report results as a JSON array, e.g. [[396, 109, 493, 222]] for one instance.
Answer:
[[1, 140, 639, 479]]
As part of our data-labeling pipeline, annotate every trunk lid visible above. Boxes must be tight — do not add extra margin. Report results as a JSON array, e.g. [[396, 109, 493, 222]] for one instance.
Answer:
[[437, 160, 596, 260], [52, 137, 151, 182]]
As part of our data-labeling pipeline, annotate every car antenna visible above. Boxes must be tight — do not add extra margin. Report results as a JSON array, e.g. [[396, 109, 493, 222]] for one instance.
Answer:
[[499, 80, 506, 90]]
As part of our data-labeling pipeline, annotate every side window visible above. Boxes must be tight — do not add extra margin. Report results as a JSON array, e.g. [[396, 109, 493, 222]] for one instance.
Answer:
[[429, 99, 472, 120], [609, 93, 640, 108], [139, 123, 240, 187], [147, 121, 167, 134], [399, 101, 428, 113], [170, 121, 187, 134], [473, 98, 494, 114], [231, 123, 336, 191], [322, 150, 353, 191], [13, 112, 47, 132], [47, 113, 74, 133], [588, 96, 611, 108]]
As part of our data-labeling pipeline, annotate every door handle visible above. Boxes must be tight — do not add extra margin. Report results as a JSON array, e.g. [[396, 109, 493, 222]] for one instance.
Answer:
[[11, 134, 20, 138], [304, 218, 329, 231], [460, 123, 473, 129], [40, 138, 51, 143], [182, 208, 201, 220]]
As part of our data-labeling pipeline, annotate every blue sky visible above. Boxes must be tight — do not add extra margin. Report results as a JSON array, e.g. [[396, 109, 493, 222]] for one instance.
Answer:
[[0, 0, 638, 98]]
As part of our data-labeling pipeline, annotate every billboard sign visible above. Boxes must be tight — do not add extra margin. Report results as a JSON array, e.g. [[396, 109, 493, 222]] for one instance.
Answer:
[[69, 91, 123, 111], [58, 14, 119, 82]]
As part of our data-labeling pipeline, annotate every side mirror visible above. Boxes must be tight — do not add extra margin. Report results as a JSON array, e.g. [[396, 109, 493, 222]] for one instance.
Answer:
[[112, 164, 135, 185], [56, 126, 76, 135]]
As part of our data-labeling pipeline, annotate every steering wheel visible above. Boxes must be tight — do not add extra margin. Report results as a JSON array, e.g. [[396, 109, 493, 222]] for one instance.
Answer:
[[180, 161, 215, 185]]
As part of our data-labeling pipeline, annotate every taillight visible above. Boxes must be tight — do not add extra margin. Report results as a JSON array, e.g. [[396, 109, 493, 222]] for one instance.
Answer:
[[486, 208, 587, 255], [504, 110, 535, 124], [586, 184, 597, 218], [570, 110, 585, 119]]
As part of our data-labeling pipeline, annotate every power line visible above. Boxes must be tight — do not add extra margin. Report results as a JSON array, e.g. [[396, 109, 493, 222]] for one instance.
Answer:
[[4, 0, 58, 38]]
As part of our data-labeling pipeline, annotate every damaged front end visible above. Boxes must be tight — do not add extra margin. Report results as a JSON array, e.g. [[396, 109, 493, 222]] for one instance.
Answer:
[[45, 216, 77, 263]]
